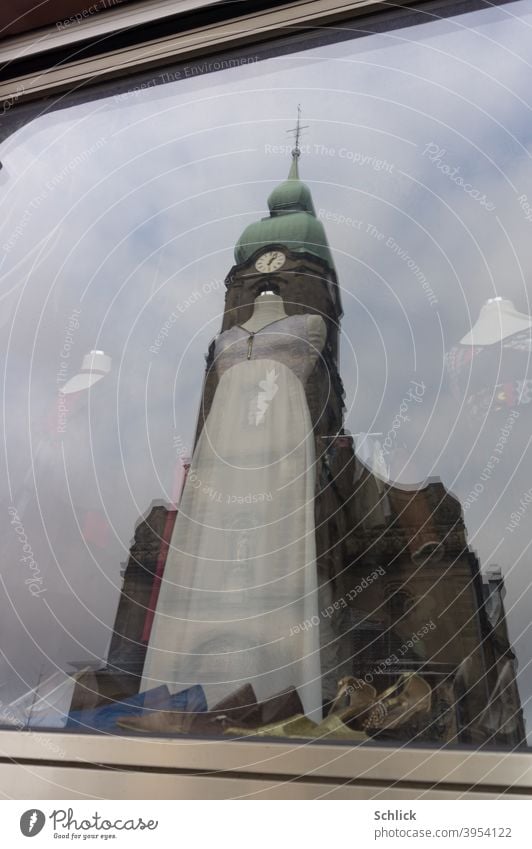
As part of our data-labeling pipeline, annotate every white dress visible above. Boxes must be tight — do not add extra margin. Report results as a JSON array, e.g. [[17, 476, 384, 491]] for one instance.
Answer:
[[141, 313, 326, 720]]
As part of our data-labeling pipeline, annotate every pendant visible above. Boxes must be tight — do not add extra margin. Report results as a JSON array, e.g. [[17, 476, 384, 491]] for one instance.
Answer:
[[247, 333, 254, 360]]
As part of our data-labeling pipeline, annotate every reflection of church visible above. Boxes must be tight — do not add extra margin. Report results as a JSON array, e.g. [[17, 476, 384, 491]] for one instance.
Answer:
[[77, 144, 525, 745]]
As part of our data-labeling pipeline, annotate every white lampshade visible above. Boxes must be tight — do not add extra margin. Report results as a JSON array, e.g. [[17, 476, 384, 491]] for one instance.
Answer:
[[60, 350, 111, 395]]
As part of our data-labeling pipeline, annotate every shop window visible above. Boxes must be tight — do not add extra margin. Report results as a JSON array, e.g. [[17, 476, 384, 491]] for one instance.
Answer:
[[1, 0, 531, 750]]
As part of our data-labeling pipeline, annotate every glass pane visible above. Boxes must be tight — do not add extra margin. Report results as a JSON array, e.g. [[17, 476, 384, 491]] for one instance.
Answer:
[[1, 0, 531, 748]]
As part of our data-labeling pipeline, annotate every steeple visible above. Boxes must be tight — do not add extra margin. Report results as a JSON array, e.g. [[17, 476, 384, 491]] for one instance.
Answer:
[[267, 104, 313, 213], [266, 151, 315, 216], [234, 111, 334, 268]]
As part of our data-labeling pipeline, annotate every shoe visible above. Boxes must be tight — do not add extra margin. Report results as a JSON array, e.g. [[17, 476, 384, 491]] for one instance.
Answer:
[[329, 676, 377, 729], [315, 713, 368, 741], [224, 714, 318, 739], [363, 673, 431, 732], [210, 684, 260, 725], [224, 712, 369, 741], [116, 684, 259, 735], [259, 686, 304, 725], [117, 684, 305, 735], [117, 710, 197, 734]]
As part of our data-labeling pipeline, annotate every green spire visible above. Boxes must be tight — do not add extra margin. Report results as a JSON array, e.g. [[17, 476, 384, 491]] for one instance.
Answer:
[[235, 112, 334, 268], [266, 152, 315, 216], [288, 152, 299, 180]]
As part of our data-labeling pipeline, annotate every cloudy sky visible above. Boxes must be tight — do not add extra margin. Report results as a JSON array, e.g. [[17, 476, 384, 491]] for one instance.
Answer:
[[2, 0, 532, 739]]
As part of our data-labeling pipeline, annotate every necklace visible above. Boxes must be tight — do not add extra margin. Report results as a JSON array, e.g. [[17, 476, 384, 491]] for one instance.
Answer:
[[237, 315, 288, 361]]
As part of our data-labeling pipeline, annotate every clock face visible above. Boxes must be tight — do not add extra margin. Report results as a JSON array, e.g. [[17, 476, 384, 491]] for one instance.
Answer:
[[255, 250, 286, 273]]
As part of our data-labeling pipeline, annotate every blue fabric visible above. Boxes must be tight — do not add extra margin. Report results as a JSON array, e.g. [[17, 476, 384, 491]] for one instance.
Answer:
[[66, 684, 207, 732]]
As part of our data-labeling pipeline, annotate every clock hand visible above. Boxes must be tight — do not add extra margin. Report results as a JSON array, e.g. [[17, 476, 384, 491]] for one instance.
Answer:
[[267, 255, 276, 267]]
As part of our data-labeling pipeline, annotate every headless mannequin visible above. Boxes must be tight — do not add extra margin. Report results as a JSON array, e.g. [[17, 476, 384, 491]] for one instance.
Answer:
[[241, 290, 326, 347], [139, 285, 328, 720], [241, 290, 287, 331], [460, 298, 532, 345], [242, 289, 331, 700]]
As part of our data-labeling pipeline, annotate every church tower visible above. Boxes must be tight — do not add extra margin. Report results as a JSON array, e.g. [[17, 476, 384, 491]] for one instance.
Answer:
[[202, 137, 346, 443], [194, 132, 357, 702]]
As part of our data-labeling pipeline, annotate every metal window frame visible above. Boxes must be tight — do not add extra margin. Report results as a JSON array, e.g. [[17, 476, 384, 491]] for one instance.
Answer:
[[1, 728, 532, 798], [0, 0, 451, 103], [1, 0, 531, 798]]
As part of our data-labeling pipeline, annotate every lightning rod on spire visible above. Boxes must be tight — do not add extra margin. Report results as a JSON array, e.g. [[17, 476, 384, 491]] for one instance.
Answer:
[[286, 104, 309, 158]]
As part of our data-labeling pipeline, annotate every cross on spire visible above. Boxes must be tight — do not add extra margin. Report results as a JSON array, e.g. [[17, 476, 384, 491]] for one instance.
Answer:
[[286, 104, 309, 158]]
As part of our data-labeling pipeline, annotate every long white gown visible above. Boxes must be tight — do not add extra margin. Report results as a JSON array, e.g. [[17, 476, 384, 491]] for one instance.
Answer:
[[141, 313, 326, 720]]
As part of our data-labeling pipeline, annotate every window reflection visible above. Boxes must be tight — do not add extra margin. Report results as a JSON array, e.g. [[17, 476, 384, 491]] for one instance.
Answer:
[[1, 0, 532, 748]]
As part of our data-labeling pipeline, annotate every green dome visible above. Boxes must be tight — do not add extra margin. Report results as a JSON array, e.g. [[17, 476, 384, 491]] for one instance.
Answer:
[[267, 156, 315, 215], [234, 153, 334, 269], [267, 180, 314, 214], [235, 212, 333, 266]]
